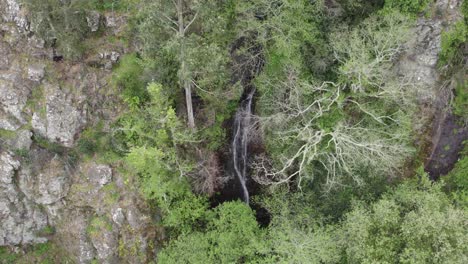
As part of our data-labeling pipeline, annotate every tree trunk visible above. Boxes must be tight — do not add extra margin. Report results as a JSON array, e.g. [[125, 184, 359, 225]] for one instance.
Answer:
[[185, 80, 195, 129], [178, 0, 195, 129]]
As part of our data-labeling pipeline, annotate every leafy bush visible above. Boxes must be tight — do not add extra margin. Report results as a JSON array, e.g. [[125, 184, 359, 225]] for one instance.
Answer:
[[444, 142, 468, 208], [85, 0, 130, 11], [339, 176, 467, 263], [158, 202, 267, 263], [338, 0, 385, 22], [439, 21, 467, 67], [453, 78, 468, 119], [384, 0, 431, 14], [0, 247, 19, 264], [22, 0, 90, 60], [112, 53, 148, 106]]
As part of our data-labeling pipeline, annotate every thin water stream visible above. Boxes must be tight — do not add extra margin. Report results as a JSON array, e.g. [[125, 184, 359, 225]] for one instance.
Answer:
[[231, 88, 256, 204]]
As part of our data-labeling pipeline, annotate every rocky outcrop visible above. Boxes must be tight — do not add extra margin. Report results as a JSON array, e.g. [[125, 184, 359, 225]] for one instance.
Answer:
[[0, 0, 28, 30], [396, 0, 462, 88], [0, 1, 159, 263], [0, 151, 48, 246], [32, 84, 87, 148], [394, 0, 467, 178], [19, 153, 71, 205]]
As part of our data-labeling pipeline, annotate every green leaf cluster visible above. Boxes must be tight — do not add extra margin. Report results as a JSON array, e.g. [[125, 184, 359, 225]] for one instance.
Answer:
[[384, 0, 431, 15], [159, 202, 268, 264], [21, 0, 90, 60], [439, 21, 467, 67]]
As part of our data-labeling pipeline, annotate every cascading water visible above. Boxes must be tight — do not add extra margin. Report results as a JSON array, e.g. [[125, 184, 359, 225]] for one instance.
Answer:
[[231, 88, 256, 204]]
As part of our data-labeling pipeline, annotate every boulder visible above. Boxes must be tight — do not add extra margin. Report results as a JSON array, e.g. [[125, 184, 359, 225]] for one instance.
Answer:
[[27, 64, 45, 82], [86, 11, 100, 32]]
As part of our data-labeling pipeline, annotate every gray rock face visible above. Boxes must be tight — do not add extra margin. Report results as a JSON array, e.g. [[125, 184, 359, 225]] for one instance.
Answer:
[[0, 1, 160, 262], [32, 84, 87, 147], [0, 0, 29, 30], [86, 11, 100, 32], [396, 0, 462, 88], [90, 222, 118, 263], [111, 207, 125, 226], [3, 129, 33, 150], [56, 210, 96, 264], [0, 78, 29, 126], [19, 155, 70, 205], [27, 64, 45, 82], [396, 20, 443, 87], [0, 151, 48, 246], [87, 164, 112, 187]]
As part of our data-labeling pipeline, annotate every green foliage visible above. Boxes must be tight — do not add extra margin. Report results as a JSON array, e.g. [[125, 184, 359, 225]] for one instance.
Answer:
[[444, 143, 468, 208], [384, 0, 431, 14], [256, 10, 415, 191], [87, 216, 113, 240], [22, 0, 90, 60], [453, 78, 468, 119], [112, 53, 148, 106], [463, 0, 468, 24], [332, 9, 412, 90], [0, 247, 19, 264], [36, 225, 56, 236], [85, 0, 130, 11], [339, 176, 467, 263], [439, 21, 467, 67], [1, 242, 71, 264], [337, 0, 385, 22], [119, 82, 207, 234], [76, 122, 117, 160], [32, 134, 67, 154], [0, 129, 17, 140], [158, 202, 268, 264]]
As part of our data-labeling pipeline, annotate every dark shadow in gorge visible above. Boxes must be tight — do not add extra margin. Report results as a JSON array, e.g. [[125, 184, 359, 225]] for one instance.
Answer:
[[210, 35, 271, 226]]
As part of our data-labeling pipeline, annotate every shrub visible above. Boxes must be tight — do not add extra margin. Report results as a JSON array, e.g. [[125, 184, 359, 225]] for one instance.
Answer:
[[453, 78, 468, 119], [112, 53, 148, 106], [158, 202, 267, 263], [22, 0, 90, 60], [439, 21, 467, 67], [384, 0, 431, 14], [85, 0, 129, 11]]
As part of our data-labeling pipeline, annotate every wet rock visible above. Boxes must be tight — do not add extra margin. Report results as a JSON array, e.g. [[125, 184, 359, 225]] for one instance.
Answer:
[[86, 11, 100, 32]]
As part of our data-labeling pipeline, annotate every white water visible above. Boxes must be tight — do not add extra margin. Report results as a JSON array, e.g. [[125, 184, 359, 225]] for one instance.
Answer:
[[231, 88, 255, 204]]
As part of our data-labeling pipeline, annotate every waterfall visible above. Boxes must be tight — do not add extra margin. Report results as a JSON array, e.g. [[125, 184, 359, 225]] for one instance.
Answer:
[[231, 88, 255, 204]]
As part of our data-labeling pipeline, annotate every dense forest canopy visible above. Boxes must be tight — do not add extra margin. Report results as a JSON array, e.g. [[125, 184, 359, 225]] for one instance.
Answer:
[[1, 0, 467, 263]]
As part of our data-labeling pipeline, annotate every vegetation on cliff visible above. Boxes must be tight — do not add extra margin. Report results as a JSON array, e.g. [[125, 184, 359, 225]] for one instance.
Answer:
[[2, 0, 466, 263]]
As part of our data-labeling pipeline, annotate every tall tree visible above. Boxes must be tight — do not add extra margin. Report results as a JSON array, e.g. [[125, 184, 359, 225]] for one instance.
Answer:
[[138, 0, 232, 129]]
